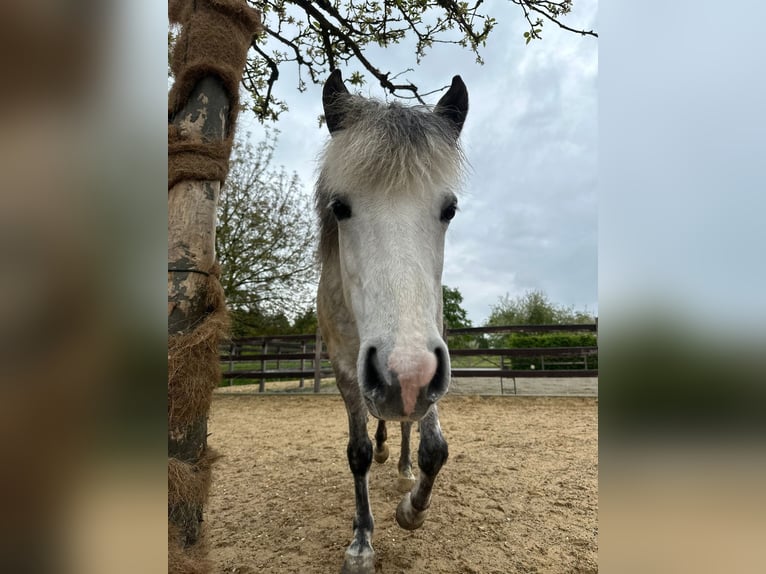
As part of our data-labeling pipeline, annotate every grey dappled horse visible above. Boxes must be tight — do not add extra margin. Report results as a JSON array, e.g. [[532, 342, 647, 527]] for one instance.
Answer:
[[316, 69, 468, 574]]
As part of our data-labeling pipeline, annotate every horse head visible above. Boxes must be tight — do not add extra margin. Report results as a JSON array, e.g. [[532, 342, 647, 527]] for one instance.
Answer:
[[317, 70, 469, 421]]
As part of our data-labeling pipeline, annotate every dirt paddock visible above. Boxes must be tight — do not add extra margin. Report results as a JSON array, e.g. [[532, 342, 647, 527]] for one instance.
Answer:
[[207, 394, 598, 573]]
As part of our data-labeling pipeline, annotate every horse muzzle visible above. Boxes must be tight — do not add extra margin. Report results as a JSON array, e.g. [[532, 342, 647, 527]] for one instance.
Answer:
[[359, 341, 450, 421]]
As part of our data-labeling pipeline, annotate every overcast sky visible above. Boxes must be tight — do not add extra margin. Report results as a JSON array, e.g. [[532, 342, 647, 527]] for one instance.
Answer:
[[237, 0, 598, 325]]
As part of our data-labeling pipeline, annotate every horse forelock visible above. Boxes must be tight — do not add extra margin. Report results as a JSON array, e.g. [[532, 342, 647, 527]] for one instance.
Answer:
[[315, 95, 466, 264], [319, 96, 465, 195]]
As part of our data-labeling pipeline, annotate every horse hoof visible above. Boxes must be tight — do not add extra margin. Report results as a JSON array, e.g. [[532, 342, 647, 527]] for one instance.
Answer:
[[396, 473, 416, 493], [396, 492, 428, 531], [373, 443, 389, 464], [341, 546, 375, 574]]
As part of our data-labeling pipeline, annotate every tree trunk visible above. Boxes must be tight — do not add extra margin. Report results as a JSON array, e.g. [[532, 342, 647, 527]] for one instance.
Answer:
[[167, 3, 260, 570], [168, 76, 230, 333], [168, 74, 230, 551]]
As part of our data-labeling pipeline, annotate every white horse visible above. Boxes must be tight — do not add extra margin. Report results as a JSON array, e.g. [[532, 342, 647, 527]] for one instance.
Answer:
[[316, 69, 468, 574]]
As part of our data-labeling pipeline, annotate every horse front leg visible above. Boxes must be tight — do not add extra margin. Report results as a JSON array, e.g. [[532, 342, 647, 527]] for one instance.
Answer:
[[396, 406, 448, 531], [373, 420, 389, 463], [374, 420, 416, 492], [396, 421, 416, 492], [341, 397, 375, 574]]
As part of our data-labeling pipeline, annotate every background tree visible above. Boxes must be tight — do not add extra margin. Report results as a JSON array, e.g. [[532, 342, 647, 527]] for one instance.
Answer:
[[485, 289, 596, 355], [216, 130, 318, 336], [443, 285, 472, 330], [241, 0, 597, 120], [442, 285, 475, 349], [230, 306, 318, 337], [291, 306, 319, 334], [487, 289, 594, 326]]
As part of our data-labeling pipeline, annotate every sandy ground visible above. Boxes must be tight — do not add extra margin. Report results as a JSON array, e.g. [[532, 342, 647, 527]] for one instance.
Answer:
[[206, 393, 598, 573]]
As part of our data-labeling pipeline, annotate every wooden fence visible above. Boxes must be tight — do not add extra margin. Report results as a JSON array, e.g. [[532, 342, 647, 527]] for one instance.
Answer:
[[220, 323, 598, 393], [220, 332, 332, 392]]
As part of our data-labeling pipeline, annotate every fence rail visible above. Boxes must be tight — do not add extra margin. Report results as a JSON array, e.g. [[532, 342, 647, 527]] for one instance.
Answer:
[[220, 323, 598, 393]]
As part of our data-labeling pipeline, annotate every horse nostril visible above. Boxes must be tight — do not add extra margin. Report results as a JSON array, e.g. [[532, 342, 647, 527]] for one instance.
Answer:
[[362, 346, 386, 396], [427, 346, 449, 400]]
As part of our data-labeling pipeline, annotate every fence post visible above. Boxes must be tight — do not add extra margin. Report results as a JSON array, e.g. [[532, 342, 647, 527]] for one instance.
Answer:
[[500, 354, 505, 395], [314, 329, 322, 393], [228, 342, 235, 386], [259, 340, 267, 393], [300, 340, 306, 388]]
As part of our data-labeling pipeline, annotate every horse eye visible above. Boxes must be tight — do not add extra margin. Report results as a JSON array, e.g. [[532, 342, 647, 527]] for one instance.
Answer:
[[440, 203, 457, 222], [331, 199, 352, 221]]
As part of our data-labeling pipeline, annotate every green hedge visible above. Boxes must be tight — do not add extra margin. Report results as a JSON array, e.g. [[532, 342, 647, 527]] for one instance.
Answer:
[[502, 332, 597, 370], [498, 332, 597, 348]]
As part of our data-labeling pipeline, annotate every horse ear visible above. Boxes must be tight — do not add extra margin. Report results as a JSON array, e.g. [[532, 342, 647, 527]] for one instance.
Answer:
[[323, 69, 350, 134], [434, 75, 469, 135]]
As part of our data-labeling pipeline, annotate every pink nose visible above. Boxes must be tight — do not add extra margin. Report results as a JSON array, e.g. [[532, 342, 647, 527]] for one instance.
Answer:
[[388, 350, 437, 416]]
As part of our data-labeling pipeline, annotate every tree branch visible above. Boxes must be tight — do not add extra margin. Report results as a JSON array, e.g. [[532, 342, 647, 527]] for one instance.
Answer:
[[235, 0, 596, 119], [526, 2, 597, 38]]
